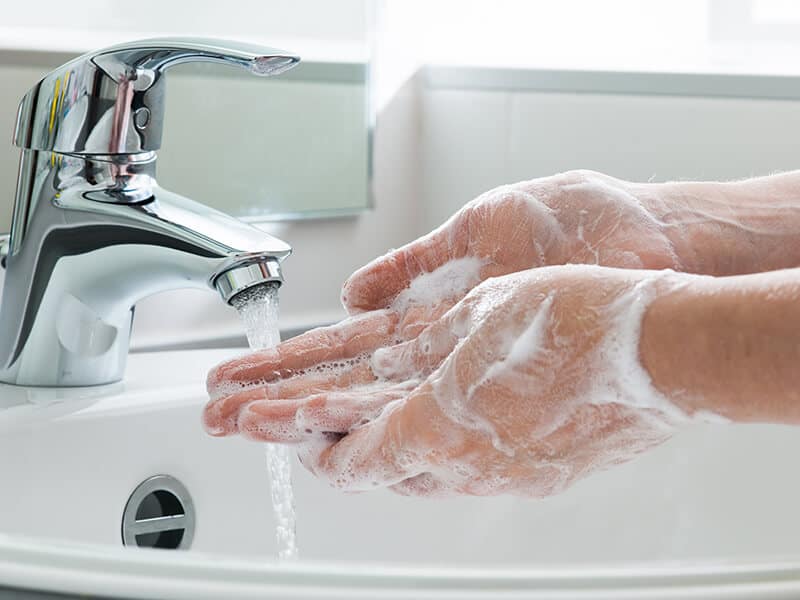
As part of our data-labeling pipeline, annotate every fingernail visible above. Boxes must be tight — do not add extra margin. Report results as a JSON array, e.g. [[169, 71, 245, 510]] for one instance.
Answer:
[[238, 402, 305, 443]]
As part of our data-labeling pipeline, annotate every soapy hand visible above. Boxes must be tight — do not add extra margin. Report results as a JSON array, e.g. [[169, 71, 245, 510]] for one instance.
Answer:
[[205, 265, 692, 497], [341, 170, 682, 336], [204, 170, 680, 440]]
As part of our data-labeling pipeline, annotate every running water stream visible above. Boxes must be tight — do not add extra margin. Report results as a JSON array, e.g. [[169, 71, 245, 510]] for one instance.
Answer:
[[231, 283, 298, 560]]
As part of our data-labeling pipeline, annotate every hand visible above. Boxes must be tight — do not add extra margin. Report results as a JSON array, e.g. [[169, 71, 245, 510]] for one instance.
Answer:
[[204, 170, 681, 437], [341, 170, 682, 335], [205, 265, 692, 497]]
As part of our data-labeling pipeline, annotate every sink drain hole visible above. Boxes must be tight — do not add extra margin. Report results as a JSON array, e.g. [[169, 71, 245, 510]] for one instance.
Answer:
[[134, 490, 185, 549], [122, 475, 195, 550]]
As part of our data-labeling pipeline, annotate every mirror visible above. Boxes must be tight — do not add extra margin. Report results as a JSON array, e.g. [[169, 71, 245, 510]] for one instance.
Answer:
[[0, 0, 371, 229], [158, 58, 370, 221]]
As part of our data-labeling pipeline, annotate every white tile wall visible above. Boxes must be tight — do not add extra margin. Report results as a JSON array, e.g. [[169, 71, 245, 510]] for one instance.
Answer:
[[420, 89, 512, 227], [420, 87, 800, 232], [507, 92, 800, 183]]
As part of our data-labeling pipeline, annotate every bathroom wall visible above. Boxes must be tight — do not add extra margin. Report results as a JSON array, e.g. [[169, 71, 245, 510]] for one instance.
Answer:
[[419, 72, 800, 231]]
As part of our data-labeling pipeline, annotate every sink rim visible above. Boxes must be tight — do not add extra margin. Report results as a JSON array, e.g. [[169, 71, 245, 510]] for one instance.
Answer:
[[2, 533, 800, 599], [4, 349, 800, 598]]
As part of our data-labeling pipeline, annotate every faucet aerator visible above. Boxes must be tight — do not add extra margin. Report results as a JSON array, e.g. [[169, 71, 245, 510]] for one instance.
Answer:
[[214, 259, 284, 306]]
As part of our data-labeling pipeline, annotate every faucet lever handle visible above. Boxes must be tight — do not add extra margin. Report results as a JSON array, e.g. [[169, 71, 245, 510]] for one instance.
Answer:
[[13, 37, 300, 155]]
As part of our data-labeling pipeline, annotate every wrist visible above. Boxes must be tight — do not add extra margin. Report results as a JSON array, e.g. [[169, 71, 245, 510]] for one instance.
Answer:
[[640, 269, 800, 425], [632, 181, 751, 276], [638, 274, 721, 420], [633, 176, 800, 276]]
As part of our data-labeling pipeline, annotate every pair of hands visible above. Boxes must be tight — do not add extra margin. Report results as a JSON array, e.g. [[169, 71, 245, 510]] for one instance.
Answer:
[[204, 170, 697, 497]]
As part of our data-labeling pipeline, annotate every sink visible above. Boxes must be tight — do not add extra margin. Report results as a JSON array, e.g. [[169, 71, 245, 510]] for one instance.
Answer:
[[4, 349, 800, 598]]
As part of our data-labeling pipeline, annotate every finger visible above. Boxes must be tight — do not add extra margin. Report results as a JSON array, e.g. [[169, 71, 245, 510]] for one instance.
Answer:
[[371, 307, 465, 380], [207, 310, 397, 400], [204, 361, 380, 436], [260, 361, 379, 398], [341, 212, 469, 314], [303, 388, 442, 492], [203, 387, 267, 436], [389, 473, 454, 498], [237, 383, 415, 443]]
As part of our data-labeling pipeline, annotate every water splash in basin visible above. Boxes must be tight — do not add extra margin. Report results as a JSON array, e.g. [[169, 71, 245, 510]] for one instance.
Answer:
[[232, 282, 298, 560]]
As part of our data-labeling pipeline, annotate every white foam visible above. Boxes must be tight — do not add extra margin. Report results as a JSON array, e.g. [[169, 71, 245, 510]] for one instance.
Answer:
[[592, 271, 691, 423], [462, 293, 556, 455], [391, 255, 485, 314], [483, 294, 554, 378], [586, 270, 728, 426]]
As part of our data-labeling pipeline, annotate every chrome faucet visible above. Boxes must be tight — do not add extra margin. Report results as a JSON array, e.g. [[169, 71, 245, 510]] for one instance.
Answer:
[[0, 38, 299, 387]]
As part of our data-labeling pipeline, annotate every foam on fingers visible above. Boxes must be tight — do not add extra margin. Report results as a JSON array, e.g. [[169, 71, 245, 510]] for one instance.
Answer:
[[389, 256, 485, 317], [238, 384, 413, 443], [203, 387, 268, 436], [308, 399, 429, 491], [238, 399, 308, 443], [207, 310, 398, 401], [294, 391, 403, 436]]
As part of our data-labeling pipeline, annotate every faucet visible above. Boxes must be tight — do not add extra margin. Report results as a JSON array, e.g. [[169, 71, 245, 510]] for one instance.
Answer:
[[0, 38, 299, 387]]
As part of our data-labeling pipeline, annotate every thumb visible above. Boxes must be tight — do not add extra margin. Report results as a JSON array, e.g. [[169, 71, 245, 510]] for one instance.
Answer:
[[341, 211, 469, 314]]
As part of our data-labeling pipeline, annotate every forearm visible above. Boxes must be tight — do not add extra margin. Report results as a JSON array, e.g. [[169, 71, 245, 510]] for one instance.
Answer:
[[633, 171, 800, 276], [640, 268, 800, 424]]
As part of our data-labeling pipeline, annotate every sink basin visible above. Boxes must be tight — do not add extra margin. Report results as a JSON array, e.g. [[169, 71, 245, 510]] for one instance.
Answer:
[[3, 348, 800, 598]]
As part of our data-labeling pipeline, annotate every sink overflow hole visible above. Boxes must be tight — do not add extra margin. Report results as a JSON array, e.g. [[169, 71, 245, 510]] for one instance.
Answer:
[[122, 475, 195, 550]]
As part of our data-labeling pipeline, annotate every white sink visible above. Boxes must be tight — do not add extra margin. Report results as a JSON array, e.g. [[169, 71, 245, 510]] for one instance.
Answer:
[[3, 348, 800, 598]]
